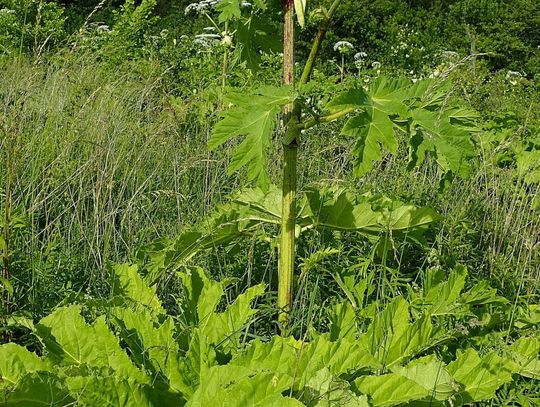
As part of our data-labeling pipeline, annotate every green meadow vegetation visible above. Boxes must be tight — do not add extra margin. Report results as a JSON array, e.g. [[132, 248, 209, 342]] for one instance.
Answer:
[[0, 0, 539, 405]]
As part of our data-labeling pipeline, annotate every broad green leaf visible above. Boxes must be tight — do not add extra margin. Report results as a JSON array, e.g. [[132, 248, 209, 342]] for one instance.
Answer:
[[0, 344, 50, 389], [230, 334, 380, 390], [326, 77, 475, 179], [111, 307, 192, 397], [328, 79, 409, 177], [343, 111, 397, 176], [304, 367, 368, 406], [66, 376, 183, 407], [459, 280, 508, 306], [326, 87, 370, 112], [112, 263, 164, 315], [409, 108, 475, 177], [209, 86, 293, 188], [177, 266, 220, 326], [508, 336, 540, 379], [328, 301, 357, 341], [413, 265, 467, 316], [294, 0, 307, 27], [36, 306, 146, 383], [232, 185, 282, 221], [447, 349, 514, 402], [391, 356, 459, 401], [402, 78, 450, 106], [359, 297, 434, 367], [354, 374, 429, 406], [301, 188, 440, 234], [182, 330, 218, 396], [216, 0, 241, 23], [178, 267, 265, 347], [4, 372, 73, 407], [200, 283, 266, 352], [368, 77, 410, 115], [142, 187, 439, 284], [177, 268, 266, 390], [187, 366, 301, 406]]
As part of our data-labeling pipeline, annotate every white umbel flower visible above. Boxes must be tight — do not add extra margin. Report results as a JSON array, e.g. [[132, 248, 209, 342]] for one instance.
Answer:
[[354, 51, 368, 60], [184, 0, 220, 15], [506, 70, 523, 86], [334, 41, 355, 54]]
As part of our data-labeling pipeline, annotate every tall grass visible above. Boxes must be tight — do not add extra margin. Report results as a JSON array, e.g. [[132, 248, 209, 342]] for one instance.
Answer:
[[0, 52, 233, 315]]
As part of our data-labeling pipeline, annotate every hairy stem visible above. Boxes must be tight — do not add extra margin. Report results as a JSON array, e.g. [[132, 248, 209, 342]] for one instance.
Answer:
[[278, 0, 297, 328]]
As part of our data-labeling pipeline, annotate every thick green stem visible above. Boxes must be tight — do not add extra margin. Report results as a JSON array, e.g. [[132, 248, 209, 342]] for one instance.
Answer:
[[278, 144, 297, 325], [278, 0, 296, 326], [278, 0, 344, 327], [299, 0, 343, 86]]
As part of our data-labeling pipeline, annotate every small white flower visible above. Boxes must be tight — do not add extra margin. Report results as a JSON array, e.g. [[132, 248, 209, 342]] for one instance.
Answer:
[[184, 0, 219, 15], [372, 61, 381, 69], [354, 51, 367, 60], [184, 3, 199, 14], [506, 70, 523, 85], [334, 41, 355, 54]]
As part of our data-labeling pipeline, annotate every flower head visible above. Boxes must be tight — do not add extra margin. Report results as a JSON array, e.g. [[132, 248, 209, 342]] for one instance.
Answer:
[[506, 70, 523, 85], [353, 51, 367, 60], [184, 0, 220, 15], [334, 41, 355, 54]]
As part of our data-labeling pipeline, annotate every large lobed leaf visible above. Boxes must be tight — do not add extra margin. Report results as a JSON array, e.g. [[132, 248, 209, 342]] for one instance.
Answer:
[[209, 86, 293, 188], [0, 344, 51, 390], [326, 77, 477, 179], [447, 349, 515, 402], [141, 186, 439, 284], [35, 305, 147, 383]]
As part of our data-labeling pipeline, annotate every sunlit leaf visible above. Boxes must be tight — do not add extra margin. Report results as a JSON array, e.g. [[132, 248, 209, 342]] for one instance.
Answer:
[[447, 349, 514, 402], [209, 86, 293, 188]]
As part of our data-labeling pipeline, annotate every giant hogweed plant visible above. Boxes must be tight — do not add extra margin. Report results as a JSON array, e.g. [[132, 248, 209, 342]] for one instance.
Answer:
[[0, 264, 538, 405], [155, 0, 478, 326]]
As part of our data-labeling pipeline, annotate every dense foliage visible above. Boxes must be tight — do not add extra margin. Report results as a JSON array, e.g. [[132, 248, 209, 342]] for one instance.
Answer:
[[1, 0, 539, 405], [1, 265, 538, 405]]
